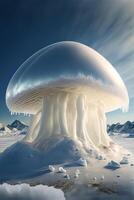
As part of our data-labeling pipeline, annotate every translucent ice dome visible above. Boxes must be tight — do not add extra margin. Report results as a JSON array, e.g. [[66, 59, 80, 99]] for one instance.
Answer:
[[6, 41, 128, 114], [6, 41, 129, 151]]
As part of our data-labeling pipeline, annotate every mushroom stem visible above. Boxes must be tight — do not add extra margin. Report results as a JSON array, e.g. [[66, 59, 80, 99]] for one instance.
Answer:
[[58, 93, 68, 135], [25, 92, 110, 151], [97, 105, 109, 146], [25, 110, 41, 142]]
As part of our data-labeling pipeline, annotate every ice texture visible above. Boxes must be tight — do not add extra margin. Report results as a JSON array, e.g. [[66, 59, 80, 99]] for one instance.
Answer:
[[120, 156, 129, 164], [6, 41, 128, 114], [6, 41, 129, 154]]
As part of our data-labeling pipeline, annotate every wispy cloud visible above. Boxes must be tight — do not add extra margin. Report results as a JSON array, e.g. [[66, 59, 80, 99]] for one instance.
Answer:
[[68, 0, 134, 100]]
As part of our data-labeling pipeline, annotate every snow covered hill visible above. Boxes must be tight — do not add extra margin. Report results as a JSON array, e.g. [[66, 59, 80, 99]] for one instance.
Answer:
[[0, 136, 83, 181]]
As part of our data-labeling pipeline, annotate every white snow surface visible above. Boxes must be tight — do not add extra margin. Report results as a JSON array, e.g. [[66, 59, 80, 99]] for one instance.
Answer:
[[0, 134, 134, 199], [76, 158, 87, 167], [48, 165, 55, 172], [0, 134, 24, 152], [58, 167, 67, 174], [0, 183, 65, 200]]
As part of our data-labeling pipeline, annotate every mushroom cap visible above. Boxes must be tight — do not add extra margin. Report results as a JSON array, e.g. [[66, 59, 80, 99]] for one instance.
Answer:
[[6, 41, 129, 114]]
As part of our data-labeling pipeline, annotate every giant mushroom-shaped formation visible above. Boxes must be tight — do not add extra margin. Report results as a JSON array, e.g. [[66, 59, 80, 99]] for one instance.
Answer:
[[6, 41, 129, 154]]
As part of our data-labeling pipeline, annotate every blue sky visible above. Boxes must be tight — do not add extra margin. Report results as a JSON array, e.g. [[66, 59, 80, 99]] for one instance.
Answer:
[[0, 0, 134, 125]]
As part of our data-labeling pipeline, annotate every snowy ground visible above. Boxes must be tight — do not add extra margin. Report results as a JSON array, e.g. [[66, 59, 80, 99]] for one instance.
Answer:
[[111, 135, 134, 154], [0, 134, 134, 200], [0, 135, 24, 152]]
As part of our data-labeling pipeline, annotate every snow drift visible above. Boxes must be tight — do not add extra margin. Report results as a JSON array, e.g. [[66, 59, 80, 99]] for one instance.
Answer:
[[0, 183, 65, 200]]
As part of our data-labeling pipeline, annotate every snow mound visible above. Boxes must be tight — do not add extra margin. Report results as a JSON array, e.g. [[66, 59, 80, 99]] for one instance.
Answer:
[[76, 158, 87, 167], [48, 165, 55, 172], [120, 156, 129, 164], [0, 183, 65, 200], [58, 167, 66, 173], [0, 136, 83, 181], [105, 160, 121, 169]]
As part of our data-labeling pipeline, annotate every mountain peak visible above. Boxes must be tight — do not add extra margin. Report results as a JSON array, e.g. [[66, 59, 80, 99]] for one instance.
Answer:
[[7, 120, 28, 131], [108, 121, 134, 134]]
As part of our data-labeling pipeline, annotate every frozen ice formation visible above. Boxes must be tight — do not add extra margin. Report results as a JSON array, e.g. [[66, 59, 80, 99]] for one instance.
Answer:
[[6, 41, 129, 153], [58, 167, 66, 174], [76, 158, 87, 167], [0, 183, 65, 200], [106, 160, 121, 169], [64, 174, 70, 179], [120, 156, 129, 164], [96, 155, 104, 160], [48, 165, 55, 172], [74, 169, 80, 178]]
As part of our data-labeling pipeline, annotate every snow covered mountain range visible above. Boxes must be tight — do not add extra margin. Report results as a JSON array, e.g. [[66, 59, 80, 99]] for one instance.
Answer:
[[0, 120, 134, 136], [7, 120, 28, 131], [107, 121, 134, 135], [0, 120, 28, 135]]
